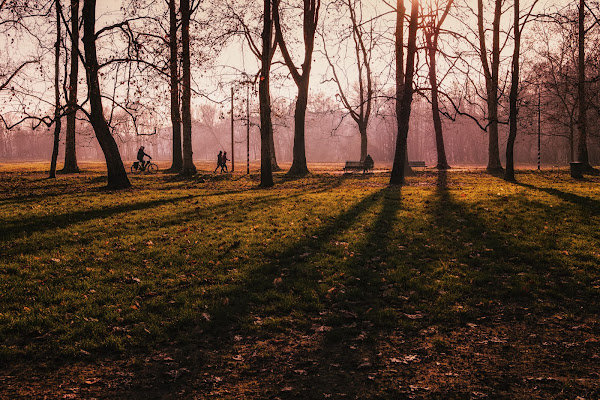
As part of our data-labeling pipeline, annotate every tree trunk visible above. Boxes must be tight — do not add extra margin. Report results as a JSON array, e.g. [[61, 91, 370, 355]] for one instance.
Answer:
[[390, 0, 418, 185], [577, 0, 590, 169], [259, 0, 273, 187], [478, 0, 503, 173], [49, 0, 62, 179], [268, 130, 279, 171], [180, 0, 196, 176], [61, 0, 80, 173], [288, 80, 309, 175], [427, 37, 449, 170], [505, 0, 520, 182], [273, 0, 318, 177], [167, 0, 182, 173], [359, 122, 368, 162], [82, 0, 130, 189]]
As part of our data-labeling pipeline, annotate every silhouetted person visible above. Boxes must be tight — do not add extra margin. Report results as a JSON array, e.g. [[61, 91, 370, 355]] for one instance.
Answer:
[[214, 151, 223, 173], [137, 146, 152, 169], [364, 154, 374, 173], [221, 151, 229, 173]]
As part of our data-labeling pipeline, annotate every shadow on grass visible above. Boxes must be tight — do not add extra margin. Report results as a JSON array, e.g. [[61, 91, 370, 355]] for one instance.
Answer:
[[412, 170, 600, 396], [515, 181, 600, 212]]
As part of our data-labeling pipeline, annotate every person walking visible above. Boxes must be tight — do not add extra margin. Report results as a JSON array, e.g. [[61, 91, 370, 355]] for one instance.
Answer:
[[221, 151, 229, 173], [214, 151, 223, 173]]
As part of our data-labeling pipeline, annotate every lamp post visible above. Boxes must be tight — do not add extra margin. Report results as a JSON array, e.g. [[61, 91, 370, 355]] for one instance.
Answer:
[[246, 81, 250, 175], [538, 85, 541, 171], [231, 87, 234, 172]]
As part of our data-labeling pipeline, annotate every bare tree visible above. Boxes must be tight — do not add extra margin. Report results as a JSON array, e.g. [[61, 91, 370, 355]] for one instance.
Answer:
[[60, 0, 80, 173], [259, 0, 274, 187], [273, 0, 320, 176], [81, 0, 130, 189], [166, 0, 183, 172], [477, 0, 504, 173], [423, 0, 453, 170], [322, 0, 374, 162], [180, 0, 196, 175], [505, 0, 538, 181], [49, 0, 62, 178], [224, 0, 281, 171], [390, 0, 419, 185]]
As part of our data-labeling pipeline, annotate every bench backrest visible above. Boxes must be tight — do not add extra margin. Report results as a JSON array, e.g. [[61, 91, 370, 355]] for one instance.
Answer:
[[345, 161, 364, 168]]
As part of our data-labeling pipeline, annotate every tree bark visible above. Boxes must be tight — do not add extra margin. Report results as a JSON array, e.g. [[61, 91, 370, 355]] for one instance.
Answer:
[[82, 0, 130, 189], [505, 0, 520, 182], [49, 0, 62, 179], [180, 0, 196, 175], [359, 122, 368, 161], [259, 0, 274, 187], [61, 0, 80, 173], [167, 0, 182, 173], [289, 81, 309, 175], [390, 0, 418, 185]]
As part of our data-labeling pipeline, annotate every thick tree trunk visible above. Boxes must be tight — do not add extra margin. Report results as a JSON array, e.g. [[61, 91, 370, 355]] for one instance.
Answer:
[[259, 0, 273, 187], [505, 0, 520, 182], [288, 81, 309, 175], [61, 0, 80, 173], [49, 0, 62, 179], [273, 0, 318, 177], [359, 122, 367, 162], [167, 0, 182, 172], [390, 0, 418, 185], [82, 0, 130, 189], [180, 0, 196, 176]]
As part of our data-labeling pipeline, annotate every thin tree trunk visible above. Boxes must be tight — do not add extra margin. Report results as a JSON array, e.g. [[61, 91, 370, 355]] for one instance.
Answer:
[[390, 0, 418, 185], [478, 0, 503, 173], [259, 0, 273, 187], [424, 0, 452, 170], [505, 0, 520, 182], [82, 0, 130, 189], [167, 0, 182, 172], [61, 0, 80, 173], [427, 37, 449, 170], [268, 131, 279, 171], [49, 0, 62, 179], [180, 0, 196, 175], [577, 0, 590, 169]]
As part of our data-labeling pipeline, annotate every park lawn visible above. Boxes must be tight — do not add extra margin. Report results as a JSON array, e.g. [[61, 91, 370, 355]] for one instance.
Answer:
[[0, 162, 599, 399]]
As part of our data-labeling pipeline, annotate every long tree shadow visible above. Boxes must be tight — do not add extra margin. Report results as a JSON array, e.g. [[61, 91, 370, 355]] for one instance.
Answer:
[[406, 170, 600, 397], [515, 181, 600, 212], [60, 187, 390, 399], [0, 189, 309, 259]]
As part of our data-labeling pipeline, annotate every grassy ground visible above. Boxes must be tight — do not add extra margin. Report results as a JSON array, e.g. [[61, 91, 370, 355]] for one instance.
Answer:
[[0, 162, 599, 399]]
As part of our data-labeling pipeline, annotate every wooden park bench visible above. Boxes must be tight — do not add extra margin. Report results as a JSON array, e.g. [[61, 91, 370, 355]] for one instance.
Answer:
[[344, 160, 373, 174], [408, 160, 426, 168]]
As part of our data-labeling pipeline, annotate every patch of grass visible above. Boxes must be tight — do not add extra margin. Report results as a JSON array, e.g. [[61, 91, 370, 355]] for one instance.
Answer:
[[1, 163, 599, 398]]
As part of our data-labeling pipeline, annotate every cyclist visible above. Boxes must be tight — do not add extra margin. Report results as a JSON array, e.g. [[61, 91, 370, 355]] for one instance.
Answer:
[[137, 146, 152, 170]]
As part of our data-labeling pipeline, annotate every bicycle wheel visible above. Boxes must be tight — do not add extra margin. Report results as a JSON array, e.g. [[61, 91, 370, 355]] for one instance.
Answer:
[[147, 163, 159, 174], [130, 164, 140, 174]]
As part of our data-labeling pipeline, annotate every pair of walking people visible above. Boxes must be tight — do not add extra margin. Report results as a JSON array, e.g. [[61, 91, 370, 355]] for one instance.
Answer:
[[214, 150, 229, 173]]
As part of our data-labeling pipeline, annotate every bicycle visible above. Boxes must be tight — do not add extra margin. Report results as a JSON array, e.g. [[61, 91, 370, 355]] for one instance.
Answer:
[[131, 160, 159, 174]]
